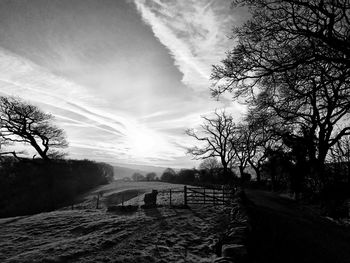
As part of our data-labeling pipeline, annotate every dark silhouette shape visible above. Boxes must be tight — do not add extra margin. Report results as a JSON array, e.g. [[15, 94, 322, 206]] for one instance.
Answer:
[[211, 0, 350, 189], [145, 172, 157, 181], [160, 168, 177, 182], [131, 172, 145, 181], [0, 96, 68, 161], [186, 110, 236, 178], [143, 190, 158, 208]]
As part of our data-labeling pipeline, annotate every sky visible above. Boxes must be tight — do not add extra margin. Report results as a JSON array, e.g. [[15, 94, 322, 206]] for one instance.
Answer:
[[0, 0, 247, 168]]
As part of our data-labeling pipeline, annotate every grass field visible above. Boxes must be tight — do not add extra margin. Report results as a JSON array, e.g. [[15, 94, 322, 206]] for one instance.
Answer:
[[72, 180, 187, 210], [0, 181, 230, 263]]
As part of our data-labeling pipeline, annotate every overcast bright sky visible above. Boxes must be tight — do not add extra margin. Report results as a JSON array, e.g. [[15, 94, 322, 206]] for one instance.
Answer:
[[0, 0, 247, 168]]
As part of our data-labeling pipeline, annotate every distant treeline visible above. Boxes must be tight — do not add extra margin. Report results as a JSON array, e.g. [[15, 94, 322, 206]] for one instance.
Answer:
[[159, 167, 237, 186], [0, 157, 113, 218]]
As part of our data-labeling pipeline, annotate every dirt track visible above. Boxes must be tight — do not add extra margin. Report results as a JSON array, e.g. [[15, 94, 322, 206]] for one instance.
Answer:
[[246, 190, 350, 263]]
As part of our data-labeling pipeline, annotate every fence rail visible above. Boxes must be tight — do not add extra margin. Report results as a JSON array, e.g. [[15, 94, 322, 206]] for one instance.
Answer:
[[158, 185, 235, 206], [185, 185, 235, 205]]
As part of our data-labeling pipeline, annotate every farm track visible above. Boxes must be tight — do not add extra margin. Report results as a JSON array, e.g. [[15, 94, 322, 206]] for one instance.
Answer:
[[246, 190, 350, 263]]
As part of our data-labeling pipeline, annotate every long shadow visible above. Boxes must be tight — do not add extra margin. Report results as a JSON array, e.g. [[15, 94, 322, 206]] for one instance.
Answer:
[[143, 207, 163, 218], [105, 189, 145, 206], [246, 191, 350, 263]]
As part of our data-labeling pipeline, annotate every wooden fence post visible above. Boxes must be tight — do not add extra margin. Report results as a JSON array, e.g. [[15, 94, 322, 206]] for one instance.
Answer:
[[222, 186, 225, 205], [96, 194, 99, 209], [204, 188, 206, 204], [184, 186, 187, 206], [213, 189, 215, 206], [169, 189, 172, 206]]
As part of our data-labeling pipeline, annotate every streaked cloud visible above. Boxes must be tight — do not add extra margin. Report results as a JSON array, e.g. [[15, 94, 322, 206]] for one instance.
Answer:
[[0, 0, 247, 168], [0, 47, 184, 165], [133, 0, 237, 91]]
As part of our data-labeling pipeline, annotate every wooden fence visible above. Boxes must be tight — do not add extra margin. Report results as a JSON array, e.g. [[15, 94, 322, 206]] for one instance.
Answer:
[[158, 185, 235, 206], [184, 185, 235, 205]]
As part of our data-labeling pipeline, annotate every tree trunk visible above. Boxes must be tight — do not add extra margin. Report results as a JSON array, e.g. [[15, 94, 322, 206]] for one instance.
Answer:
[[27, 135, 50, 161], [239, 165, 244, 177], [255, 168, 261, 183], [221, 158, 228, 178], [317, 152, 327, 189]]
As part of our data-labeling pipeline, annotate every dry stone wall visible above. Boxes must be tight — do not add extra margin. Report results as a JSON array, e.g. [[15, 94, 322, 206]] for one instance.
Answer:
[[213, 190, 251, 263]]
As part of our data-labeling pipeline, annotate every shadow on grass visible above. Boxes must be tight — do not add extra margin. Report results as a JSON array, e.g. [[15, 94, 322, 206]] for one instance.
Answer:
[[105, 189, 145, 206]]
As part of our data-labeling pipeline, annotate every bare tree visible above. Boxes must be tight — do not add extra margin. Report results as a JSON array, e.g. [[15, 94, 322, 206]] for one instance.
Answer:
[[198, 157, 221, 171], [145, 172, 157, 181], [229, 123, 256, 177], [131, 172, 145, 181], [186, 111, 236, 177], [244, 106, 284, 182], [212, 0, 350, 97], [211, 1, 350, 184], [329, 135, 350, 184], [0, 96, 68, 161]]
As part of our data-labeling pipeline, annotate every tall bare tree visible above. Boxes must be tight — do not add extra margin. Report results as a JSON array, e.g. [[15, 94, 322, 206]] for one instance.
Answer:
[[244, 108, 281, 182], [212, 0, 350, 98], [329, 135, 350, 184], [211, 0, 350, 184], [186, 111, 236, 177], [198, 157, 221, 171], [0, 96, 68, 161], [229, 123, 256, 177]]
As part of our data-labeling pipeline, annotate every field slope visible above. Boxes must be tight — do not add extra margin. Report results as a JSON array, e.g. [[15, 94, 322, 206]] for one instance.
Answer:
[[0, 181, 229, 263]]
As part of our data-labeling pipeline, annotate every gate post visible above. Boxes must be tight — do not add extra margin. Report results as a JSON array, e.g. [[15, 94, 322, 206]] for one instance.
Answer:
[[213, 189, 215, 206], [222, 186, 225, 205], [184, 186, 187, 206], [204, 188, 206, 204]]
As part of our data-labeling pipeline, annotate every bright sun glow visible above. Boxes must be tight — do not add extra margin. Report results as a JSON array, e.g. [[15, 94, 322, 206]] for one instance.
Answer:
[[127, 127, 158, 158]]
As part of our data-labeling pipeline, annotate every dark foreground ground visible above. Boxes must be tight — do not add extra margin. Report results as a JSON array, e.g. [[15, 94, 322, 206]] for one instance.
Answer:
[[246, 190, 350, 263], [0, 205, 229, 263]]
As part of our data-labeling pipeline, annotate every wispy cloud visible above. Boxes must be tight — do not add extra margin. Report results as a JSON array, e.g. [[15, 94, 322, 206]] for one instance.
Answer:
[[0, 47, 185, 165], [133, 0, 235, 91], [0, 0, 247, 168]]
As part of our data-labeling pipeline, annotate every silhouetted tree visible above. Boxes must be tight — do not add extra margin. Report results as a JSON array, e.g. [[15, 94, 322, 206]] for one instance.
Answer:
[[131, 172, 145, 181], [145, 172, 157, 181], [161, 168, 176, 182], [211, 1, 350, 186], [199, 158, 221, 172], [212, 0, 350, 97], [0, 158, 113, 217], [230, 123, 257, 177], [186, 111, 236, 178], [329, 135, 350, 184], [177, 169, 197, 184], [262, 148, 293, 191], [0, 96, 68, 161], [244, 107, 282, 182]]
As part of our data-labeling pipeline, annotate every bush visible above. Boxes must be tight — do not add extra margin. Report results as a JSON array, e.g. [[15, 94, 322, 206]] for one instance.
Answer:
[[0, 158, 114, 217]]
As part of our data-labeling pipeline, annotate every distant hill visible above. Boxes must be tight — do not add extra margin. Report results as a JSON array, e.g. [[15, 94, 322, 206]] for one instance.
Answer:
[[113, 164, 172, 179]]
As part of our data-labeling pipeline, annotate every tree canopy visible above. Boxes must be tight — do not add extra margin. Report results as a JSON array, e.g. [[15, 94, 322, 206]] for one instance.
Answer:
[[211, 0, 350, 186], [0, 96, 68, 161], [186, 111, 236, 177]]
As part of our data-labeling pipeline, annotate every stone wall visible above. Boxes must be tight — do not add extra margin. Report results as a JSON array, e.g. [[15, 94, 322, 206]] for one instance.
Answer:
[[213, 190, 251, 263]]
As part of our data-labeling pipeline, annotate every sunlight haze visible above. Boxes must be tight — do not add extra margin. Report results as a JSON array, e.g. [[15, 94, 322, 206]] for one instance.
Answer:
[[0, 0, 247, 167]]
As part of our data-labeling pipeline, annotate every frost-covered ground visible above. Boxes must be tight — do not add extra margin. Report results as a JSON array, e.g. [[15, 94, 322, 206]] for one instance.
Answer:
[[71, 181, 186, 210], [0, 182, 230, 263]]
